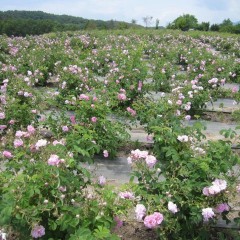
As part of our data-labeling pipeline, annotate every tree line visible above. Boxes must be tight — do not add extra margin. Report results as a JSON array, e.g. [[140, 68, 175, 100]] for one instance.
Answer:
[[167, 14, 240, 33], [0, 10, 139, 36]]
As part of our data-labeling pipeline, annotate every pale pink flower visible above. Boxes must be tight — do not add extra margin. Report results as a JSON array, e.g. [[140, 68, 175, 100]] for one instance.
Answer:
[[118, 93, 127, 101], [135, 204, 146, 221], [146, 135, 153, 141], [52, 139, 65, 146], [58, 186, 67, 192], [144, 212, 163, 228], [145, 155, 157, 168], [138, 81, 143, 91], [31, 109, 37, 114], [15, 130, 27, 138], [103, 150, 109, 158], [202, 208, 215, 222], [119, 191, 134, 199], [2, 150, 13, 158], [31, 225, 45, 238], [232, 86, 238, 93], [0, 112, 5, 119], [185, 115, 191, 121], [91, 117, 97, 123], [212, 179, 227, 191], [14, 139, 23, 148], [98, 175, 106, 186], [176, 100, 182, 105], [202, 187, 210, 196], [127, 107, 136, 116], [35, 139, 47, 150], [79, 94, 90, 100], [0, 125, 7, 130], [152, 212, 164, 224], [48, 154, 60, 166], [62, 126, 69, 132], [215, 203, 230, 213], [168, 201, 178, 214], [27, 125, 36, 134], [9, 119, 15, 125], [130, 149, 148, 160], [177, 135, 189, 142]]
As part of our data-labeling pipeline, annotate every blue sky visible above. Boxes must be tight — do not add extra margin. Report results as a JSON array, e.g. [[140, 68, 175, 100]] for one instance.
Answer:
[[1, 0, 240, 26]]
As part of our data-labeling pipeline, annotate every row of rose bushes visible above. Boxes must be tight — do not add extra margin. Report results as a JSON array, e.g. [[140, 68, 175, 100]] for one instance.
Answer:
[[1, 91, 240, 239], [0, 30, 240, 239]]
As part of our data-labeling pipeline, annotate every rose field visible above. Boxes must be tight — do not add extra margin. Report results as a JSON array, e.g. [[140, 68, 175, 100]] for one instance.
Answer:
[[0, 29, 240, 239]]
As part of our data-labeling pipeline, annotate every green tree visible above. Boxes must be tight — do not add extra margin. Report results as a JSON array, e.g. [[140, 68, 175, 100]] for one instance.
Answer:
[[219, 18, 234, 33], [168, 14, 198, 31], [197, 22, 210, 31], [210, 24, 220, 31]]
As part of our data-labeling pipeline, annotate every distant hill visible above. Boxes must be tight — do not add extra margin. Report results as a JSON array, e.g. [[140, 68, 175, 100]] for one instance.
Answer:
[[0, 10, 142, 36]]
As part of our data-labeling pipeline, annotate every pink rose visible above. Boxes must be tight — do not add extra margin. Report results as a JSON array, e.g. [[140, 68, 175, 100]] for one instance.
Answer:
[[14, 139, 23, 148], [168, 201, 178, 214], [118, 93, 127, 101], [27, 125, 36, 134], [215, 203, 230, 213], [103, 150, 109, 158], [62, 126, 69, 132], [135, 204, 146, 221], [91, 117, 97, 123], [144, 212, 164, 228], [98, 175, 106, 186], [48, 154, 60, 166], [202, 208, 215, 222], [145, 155, 157, 168], [2, 150, 13, 158]]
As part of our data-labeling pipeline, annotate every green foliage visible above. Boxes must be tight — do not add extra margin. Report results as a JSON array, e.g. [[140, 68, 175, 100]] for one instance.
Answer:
[[168, 14, 198, 31]]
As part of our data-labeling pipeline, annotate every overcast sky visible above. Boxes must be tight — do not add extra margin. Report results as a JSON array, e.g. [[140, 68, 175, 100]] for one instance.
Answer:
[[1, 0, 240, 26]]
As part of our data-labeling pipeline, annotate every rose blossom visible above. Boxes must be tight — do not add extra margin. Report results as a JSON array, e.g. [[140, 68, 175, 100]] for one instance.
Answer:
[[202, 208, 215, 222], [118, 93, 127, 101], [91, 117, 97, 123], [144, 212, 164, 228], [135, 204, 146, 221], [215, 203, 230, 213], [14, 139, 23, 148], [145, 155, 157, 168], [152, 212, 164, 224], [35, 139, 47, 150], [31, 225, 45, 238], [168, 201, 178, 214], [2, 150, 13, 158], [27, 125, 36, 134], [0, 125, 7, 130], [15, 130, 27, 138], [119, 191, 134, 199], [177, 135, 189, 142], [62, 125, 69, 132], [70, 115, 76, 124], [98, 175, 106, 186], [48, 154, 60, 166], [103, 150, 109, 158], [0, 112, 5, 119]]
